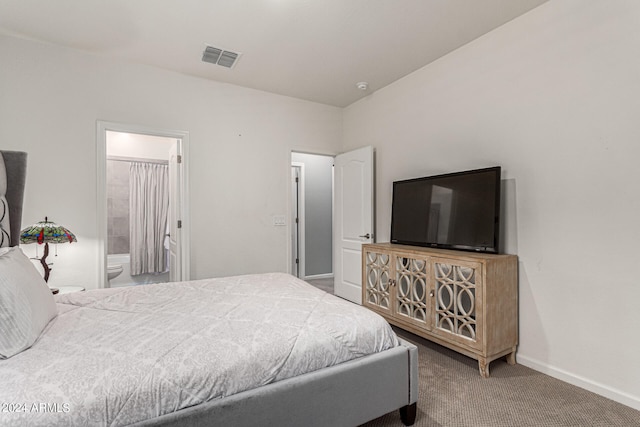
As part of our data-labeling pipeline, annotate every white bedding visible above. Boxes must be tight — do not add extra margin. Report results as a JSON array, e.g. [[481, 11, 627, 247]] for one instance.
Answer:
[[0, 273, 399, 426]]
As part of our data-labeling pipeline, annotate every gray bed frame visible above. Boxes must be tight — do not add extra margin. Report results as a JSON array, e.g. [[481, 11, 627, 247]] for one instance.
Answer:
[[2, 149, 418, 426], [135, 340, 418, 427]]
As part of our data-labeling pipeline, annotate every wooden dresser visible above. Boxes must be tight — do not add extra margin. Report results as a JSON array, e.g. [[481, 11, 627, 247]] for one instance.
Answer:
[[362, 242, 518, 377]]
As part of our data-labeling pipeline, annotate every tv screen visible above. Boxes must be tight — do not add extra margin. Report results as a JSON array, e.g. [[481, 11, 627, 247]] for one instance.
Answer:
[[390, 166, 501, 253]]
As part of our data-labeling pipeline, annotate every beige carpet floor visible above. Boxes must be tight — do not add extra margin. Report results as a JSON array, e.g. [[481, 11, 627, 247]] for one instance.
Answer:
[[362, 329, 640, 427]]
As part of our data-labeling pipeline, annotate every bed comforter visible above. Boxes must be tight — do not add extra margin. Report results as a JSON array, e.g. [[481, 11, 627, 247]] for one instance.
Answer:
[[0, 273, 399, 426]]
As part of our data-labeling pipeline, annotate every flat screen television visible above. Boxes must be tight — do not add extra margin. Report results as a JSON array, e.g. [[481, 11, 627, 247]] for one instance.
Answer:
[[390, 166, 501, 253]]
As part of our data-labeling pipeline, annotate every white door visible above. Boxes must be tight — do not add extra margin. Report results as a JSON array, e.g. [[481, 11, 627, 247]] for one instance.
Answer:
[[333, 146, 374, 304], [168, 141, 182, 282]]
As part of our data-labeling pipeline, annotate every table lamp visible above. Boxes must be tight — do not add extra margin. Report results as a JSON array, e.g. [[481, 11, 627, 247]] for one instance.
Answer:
[[20, 217, 77, 282]]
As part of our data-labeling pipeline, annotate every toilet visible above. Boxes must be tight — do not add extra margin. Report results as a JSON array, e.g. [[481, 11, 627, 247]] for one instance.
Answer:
[[107, 264, 123, 283]]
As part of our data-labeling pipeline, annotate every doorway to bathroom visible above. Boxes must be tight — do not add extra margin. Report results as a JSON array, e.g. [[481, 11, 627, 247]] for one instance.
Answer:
[[97, 121, 190, 288]]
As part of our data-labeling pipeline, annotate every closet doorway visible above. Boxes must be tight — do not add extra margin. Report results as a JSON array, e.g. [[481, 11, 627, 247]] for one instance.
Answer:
[[97, 121, 190, 288], [290, 152, 334, 281], [290, 147, 374, 303]]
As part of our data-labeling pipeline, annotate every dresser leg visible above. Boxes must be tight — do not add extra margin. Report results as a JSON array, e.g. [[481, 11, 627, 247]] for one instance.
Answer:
[[506, 349, 517, 365], [478, 357, 489, 378]]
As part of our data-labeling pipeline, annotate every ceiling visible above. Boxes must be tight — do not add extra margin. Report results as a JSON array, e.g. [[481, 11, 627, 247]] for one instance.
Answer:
[[0, 0, 548, 107]]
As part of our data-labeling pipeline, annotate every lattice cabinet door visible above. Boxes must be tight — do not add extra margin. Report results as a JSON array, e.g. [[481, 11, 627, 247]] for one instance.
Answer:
[[432, 258, 483, 350], [363, 249, 393, 315], [394, 253, 432, 330]]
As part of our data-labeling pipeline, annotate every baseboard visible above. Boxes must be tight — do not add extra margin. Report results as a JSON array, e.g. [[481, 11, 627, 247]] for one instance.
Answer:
[[517, 355, 640, 411], [303, 273, 334, 280]]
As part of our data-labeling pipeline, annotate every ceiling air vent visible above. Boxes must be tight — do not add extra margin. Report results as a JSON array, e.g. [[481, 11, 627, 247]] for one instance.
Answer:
[[202, 45, 240, 69]]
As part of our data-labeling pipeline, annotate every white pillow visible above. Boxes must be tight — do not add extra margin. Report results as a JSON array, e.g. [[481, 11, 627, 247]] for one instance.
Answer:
[[0, 247, 58, 358]]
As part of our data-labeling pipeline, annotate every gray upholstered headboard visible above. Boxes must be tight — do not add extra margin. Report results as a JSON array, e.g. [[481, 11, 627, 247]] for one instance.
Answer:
[[0, 150, 28, 247]]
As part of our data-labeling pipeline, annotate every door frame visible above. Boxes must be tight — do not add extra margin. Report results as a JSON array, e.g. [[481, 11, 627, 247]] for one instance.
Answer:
[[291, 162, 305, 278], [96, 120, 191, 288]]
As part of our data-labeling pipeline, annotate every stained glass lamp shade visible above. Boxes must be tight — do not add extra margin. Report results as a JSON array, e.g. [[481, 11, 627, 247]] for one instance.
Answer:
[[20, 217, 77, 282]]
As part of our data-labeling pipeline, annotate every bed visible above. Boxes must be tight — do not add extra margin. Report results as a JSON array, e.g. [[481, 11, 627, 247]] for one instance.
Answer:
[[0, 150, 418, 427]]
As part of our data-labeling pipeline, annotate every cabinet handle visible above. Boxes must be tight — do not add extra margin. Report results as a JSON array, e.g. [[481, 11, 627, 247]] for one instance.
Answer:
[[429, 290, 434, 297]]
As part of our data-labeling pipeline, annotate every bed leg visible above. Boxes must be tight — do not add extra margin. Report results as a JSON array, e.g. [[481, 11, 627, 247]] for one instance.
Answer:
[[399, 403, 417, 426]]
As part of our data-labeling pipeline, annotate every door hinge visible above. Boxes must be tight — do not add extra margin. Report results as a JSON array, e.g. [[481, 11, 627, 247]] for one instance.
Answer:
[[295, 217, 299, 224], [177, 220, 182, 229], [177, 155, 182, 164], [295, 177, 299, 183], [295, 258, 299, 264]]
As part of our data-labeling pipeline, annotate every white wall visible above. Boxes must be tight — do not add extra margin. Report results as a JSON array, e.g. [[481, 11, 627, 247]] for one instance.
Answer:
[[344, 0, 640, 410], [0, 34, 342, 288]]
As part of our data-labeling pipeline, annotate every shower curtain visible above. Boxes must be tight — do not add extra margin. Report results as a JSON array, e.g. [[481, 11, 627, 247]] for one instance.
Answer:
[[129, 161, 169, 276]]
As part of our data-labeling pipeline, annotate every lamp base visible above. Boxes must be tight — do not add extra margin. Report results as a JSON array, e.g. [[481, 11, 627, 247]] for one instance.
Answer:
[[40, 242, 51, 283]]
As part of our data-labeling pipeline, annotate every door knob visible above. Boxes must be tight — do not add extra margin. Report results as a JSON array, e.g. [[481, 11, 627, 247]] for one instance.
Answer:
[[359, 233, 371, 239]]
